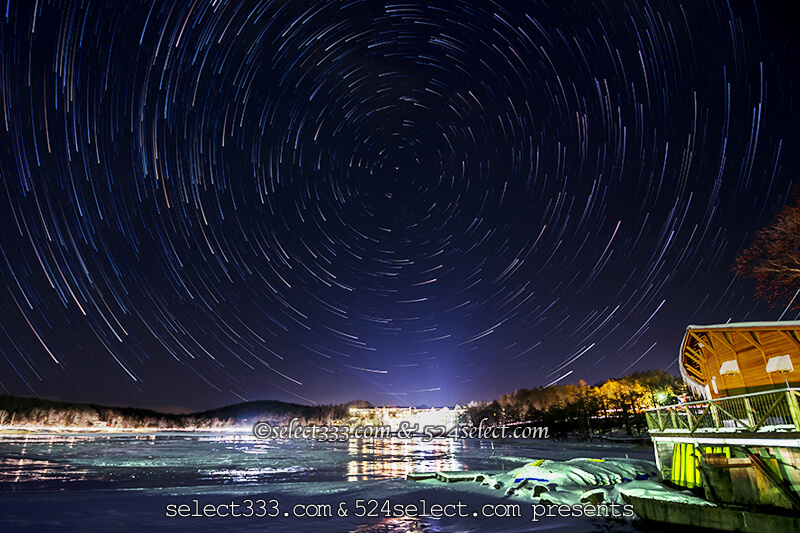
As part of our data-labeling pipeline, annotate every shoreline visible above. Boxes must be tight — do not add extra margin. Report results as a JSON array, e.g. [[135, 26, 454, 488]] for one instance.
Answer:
[[0, 425, 254, 434]]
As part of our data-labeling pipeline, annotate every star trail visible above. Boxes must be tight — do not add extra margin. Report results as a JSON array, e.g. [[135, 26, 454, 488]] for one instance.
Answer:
[[1, 0, 798, 411]]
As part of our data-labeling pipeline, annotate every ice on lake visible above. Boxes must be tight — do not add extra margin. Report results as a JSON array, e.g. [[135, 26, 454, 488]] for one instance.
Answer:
[[0, 431, 658, 532]]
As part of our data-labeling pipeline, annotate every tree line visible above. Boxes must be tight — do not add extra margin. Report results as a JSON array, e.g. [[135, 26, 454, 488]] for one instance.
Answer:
[[0, 395, 371, 430], [466, 370, 687, 440], [0, 370, 684, 437]]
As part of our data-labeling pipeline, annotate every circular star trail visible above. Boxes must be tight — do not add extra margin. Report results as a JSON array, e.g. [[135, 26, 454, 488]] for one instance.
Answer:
[[1, 0, 798, 410]]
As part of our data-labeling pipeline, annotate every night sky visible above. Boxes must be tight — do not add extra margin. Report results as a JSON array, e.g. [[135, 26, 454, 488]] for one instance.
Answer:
[[1, 0, 799, 412]]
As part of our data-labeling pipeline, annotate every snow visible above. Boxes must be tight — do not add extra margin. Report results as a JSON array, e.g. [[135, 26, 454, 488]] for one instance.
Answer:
[[686, 321, 800, 330], [409, 455, 660, 507], [615, 480, 716, 506]]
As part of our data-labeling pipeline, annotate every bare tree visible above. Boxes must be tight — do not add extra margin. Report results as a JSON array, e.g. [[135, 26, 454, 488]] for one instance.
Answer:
[[734, 193, 800, 310]]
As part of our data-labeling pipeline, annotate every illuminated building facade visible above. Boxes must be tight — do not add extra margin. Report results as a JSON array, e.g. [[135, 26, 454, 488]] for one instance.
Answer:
[[348, 406, 466, 432]]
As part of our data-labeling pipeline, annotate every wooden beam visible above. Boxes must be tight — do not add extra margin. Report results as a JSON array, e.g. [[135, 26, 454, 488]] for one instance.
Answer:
[[705, 331, 744, 391], [707, 331, 740, 367], [711, 330, 734, 347], [718, 366, 729, 394], [779, 329, 800, 351], [689, 332, 717, 356], [683, 346, 706, 382], [737, 331, 767, 364], [685, 346, 704, 363], [707, 331, 734, 353], [681, 353, 705, 382]]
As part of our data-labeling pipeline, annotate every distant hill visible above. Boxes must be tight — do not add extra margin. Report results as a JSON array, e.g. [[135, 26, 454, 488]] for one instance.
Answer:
[[195, 399, 373, 424], [0, 394, 372, 429]]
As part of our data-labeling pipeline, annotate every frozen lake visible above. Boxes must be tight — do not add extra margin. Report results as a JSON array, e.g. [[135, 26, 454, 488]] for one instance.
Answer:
[[0, 431, 655, 532]]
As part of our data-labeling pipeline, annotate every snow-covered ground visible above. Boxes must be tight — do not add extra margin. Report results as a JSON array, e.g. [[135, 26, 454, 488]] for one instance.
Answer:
[[405, 455, 662, 520]]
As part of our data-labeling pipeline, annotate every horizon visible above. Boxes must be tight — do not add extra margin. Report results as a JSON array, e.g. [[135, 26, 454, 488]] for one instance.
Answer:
[[2, 366, 679, 416]]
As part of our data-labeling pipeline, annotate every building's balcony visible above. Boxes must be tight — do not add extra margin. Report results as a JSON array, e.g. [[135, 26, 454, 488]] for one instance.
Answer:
[[646, 388, 800, 439]]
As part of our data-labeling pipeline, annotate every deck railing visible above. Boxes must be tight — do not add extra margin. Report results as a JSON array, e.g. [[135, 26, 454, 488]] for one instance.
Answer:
[[646, 388, 800, 434]]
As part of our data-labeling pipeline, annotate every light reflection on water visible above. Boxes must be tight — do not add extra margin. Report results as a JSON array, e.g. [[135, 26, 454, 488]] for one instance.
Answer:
[[349, 516, 444, 533], [0, 432, 473, 490], [347, 437, 463, 481]]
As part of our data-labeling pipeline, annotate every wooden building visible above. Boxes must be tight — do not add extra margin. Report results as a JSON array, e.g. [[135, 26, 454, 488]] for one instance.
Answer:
[[642, 321, 800, 527], [679, 321, 800, 400]]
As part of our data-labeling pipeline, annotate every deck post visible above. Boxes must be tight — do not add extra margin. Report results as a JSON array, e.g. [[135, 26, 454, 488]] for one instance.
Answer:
[[786, 389, 800, 431], [710, 401, 720, 429], [742, 397, 757, 431]]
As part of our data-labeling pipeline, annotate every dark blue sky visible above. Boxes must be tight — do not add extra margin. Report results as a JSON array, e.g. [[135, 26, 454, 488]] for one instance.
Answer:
[[1, 0, 799, 412]]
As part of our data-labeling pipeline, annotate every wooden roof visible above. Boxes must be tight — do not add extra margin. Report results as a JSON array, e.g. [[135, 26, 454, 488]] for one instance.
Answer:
[[679, 322, 800, 398]]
